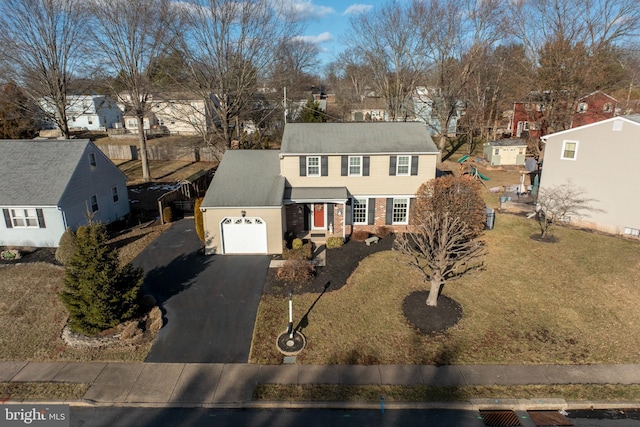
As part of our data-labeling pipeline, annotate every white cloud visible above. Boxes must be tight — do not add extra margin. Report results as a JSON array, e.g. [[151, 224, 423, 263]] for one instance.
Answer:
[[293, 32, 333, 44], [342, 4, 373, 15], [281, 1, 335, 21]]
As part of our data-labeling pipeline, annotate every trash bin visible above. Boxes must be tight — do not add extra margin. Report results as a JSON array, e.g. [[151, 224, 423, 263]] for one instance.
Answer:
[[485, 207, 495, 230]]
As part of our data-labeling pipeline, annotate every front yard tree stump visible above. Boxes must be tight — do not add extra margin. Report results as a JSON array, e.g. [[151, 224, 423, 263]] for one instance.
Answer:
[[276, 330, 306, 356]]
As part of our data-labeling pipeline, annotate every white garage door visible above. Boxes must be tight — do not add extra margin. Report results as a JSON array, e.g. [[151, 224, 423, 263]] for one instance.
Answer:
[[221, 217, 268, 254]]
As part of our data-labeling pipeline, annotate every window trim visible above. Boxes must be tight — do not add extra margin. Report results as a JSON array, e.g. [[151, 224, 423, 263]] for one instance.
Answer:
[[396, 155, 410, 176], [561, 140, 579, 160], [348, 156, 362, 177], [306, 156, 320, 177], [352, 198, 368, 224], [392, 198, 409, 225]]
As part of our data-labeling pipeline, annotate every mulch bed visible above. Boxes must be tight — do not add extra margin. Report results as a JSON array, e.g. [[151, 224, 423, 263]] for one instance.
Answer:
[[0, 247, 59, 266], [264, 235, 395, 296], [403, 291, 463, 335]]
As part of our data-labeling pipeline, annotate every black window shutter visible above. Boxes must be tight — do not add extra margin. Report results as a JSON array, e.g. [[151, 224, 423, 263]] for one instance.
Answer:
[[321, 156, 328, 176], [299, 156, 306, 176], [385, 198, 394, 224], [363, 156, 370, 176], [341, 156, 348, 176], [303, 205, 310, 230], [389, 156, 397, 176], [368, 198, 375, 225], [36, 209, 46, 228], [411, 156, 419, 175], [3, 209, 12, 228], [327, 203, 334, 226], [345, 199, 353, 225]]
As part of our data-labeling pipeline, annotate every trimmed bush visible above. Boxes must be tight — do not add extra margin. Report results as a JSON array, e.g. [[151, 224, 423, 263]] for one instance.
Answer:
[[375, 225, 393, 238], [326, 236, 344, 249], [352, 229, 370, 242], [283, 240, 313, 260], [292, 238, 303, 250], [55, 228, 77, 265], [194, 198, 205, 243], [162, 206, 173, 223], [276, 259, 315, 284]]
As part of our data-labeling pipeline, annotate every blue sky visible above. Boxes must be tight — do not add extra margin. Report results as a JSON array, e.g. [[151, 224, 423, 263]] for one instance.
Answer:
[[286, 0, 386, 66]]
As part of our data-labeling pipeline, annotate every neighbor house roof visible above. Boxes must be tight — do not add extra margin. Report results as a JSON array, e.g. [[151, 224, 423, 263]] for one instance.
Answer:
[[486, 139, 528, 147], [280, 123, 438, 154], [0, 139, 92, 206], [541, 115, 640, 141], [201, 150, 284, 208]]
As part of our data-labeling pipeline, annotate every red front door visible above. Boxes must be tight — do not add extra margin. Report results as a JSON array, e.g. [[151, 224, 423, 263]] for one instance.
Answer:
[[313, 204, 325, 228]]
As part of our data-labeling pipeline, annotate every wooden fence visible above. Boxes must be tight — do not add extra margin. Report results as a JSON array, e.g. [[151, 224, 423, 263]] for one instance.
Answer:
[[96, 144, 221, 162]]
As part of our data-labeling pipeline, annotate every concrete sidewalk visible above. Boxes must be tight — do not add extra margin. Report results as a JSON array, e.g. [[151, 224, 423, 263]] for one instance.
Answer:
[[2, 361, 640, 407]]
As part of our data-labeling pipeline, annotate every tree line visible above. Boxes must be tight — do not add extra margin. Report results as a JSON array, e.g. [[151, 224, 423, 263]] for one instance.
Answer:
[[1, 0, 640, 175]]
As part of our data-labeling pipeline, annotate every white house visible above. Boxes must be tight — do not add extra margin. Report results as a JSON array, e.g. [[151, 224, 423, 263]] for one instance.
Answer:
[[540, 115, 640, 236], [40, 95, 123, 131], [0, 139, 130, 247], [413, 86, 462, 136]]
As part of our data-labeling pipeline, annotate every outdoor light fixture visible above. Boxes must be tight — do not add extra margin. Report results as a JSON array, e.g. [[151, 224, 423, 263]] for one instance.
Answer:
[[337, 208, 342, 216], [241, 210, 246, 217]]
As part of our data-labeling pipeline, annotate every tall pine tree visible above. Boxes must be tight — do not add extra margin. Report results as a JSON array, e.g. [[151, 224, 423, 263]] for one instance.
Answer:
[[60, 222, 143, 335]]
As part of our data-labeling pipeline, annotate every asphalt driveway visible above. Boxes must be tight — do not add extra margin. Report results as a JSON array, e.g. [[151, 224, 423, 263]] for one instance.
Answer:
[[133, 219, 269, 363]]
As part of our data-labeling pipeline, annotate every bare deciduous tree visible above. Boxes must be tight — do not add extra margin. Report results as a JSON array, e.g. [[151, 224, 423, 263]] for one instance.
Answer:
[[395, 213, 486, 306], [89, 0, 174, 182], [395, 176, 487, 307], [178, 0, 297, 148], [535, 181, 601, 239], [343, 0, 428, 121], [0, 0, 87, 139]]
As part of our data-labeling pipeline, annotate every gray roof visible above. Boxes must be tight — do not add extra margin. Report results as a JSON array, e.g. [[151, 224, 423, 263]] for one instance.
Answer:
[[486, 139, 528, 147], [622, 114, 640, 124], [202, 150, 284, 208], [284, 187, 348, 202], [280, 123, 438, 154], [0, 139, 91, 206]]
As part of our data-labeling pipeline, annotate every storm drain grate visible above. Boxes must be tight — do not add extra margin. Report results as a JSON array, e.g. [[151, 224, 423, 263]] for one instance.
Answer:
[[528, 411, 573, 426], [479, 410, 522, 426]]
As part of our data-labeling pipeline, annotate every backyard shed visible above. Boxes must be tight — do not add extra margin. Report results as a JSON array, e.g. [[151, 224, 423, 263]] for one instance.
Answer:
[[483, 139, 527, 166]]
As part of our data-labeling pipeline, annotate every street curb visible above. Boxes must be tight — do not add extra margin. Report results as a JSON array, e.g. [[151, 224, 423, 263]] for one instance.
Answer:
[[4, 398, 640, 411]]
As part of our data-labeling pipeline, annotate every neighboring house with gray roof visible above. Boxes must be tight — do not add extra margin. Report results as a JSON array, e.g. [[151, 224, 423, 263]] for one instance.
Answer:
[[539, 115, 640, 237], [201, 122, 438, 255], [483, 139, 528, 166], [0, 139, 130, 247]]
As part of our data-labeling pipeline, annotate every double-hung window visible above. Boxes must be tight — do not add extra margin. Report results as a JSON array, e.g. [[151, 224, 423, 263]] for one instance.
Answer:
[[392, 198, 409, 224], [348, 156, 362, 176], [352, 198, 367, 224], [561, 140, 578, 160], [396, 155, 410, 176], [10, 209, 39, 228], [112, 187, 119, 203], [90, 195, 99, 213], [307, 156, 320, 176]]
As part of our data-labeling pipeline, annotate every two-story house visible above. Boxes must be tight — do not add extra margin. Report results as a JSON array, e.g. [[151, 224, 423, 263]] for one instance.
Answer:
[[571, 90, 617, 129], [412, 86, 461, 136], [539, 115, 640, 237], [200, 123, 438, 254], [0, 139, 130, 247], [39, 94, 123, 132]]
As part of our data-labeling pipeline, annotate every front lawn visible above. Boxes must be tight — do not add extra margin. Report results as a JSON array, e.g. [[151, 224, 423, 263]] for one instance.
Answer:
[[250, 214, 640, 365]]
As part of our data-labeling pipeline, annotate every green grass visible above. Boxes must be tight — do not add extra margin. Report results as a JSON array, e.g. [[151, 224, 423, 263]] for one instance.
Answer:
[[0, 382, 89, 401], [255, 384, 640, 402], [250, 214, 640, 365]]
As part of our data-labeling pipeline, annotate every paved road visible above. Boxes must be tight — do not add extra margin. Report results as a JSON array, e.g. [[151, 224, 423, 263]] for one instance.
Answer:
[[69, 408, 640, 427], [133, 219, 269, 363]]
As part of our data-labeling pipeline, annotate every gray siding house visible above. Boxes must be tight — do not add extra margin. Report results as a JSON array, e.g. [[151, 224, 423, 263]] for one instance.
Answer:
[[540, 116, 640, 236], [201, 122, 438, 255], [0, 139, 130, 247]]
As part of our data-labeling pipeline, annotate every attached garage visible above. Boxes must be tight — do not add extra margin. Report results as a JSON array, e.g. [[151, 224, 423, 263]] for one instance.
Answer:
[[201, 150, 285, 255], [221, 217, 268, 254]]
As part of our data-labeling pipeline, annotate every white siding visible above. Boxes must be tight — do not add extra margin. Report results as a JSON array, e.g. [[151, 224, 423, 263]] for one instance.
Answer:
[[0, 207, 66, 247]]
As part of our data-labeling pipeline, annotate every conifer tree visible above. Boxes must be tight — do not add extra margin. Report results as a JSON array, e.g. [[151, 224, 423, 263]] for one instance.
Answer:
[[60, 222, 143, 335]]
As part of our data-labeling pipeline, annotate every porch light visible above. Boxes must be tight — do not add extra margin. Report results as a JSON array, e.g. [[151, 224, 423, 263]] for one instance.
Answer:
[[337, 207, 342, 216]]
